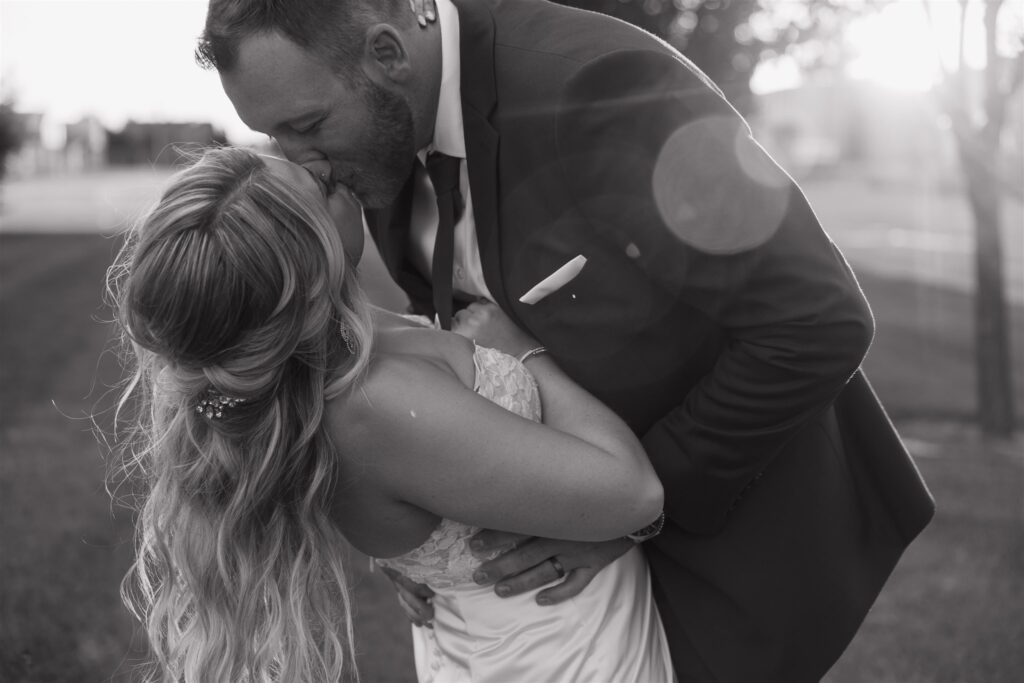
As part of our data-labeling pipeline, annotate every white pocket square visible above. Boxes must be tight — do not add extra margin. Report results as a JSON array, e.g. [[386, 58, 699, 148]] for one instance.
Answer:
[[518, 255, 587, 305]]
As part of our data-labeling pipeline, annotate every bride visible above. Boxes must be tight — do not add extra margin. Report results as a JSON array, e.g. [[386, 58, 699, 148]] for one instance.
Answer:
[[111, 146, 672, 682]]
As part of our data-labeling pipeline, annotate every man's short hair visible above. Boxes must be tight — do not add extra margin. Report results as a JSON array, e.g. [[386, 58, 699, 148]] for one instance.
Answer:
[[196, 0, 410, 75]]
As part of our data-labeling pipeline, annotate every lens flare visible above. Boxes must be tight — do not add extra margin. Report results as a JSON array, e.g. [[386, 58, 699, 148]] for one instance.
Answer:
[[652, 115, 790, 254]]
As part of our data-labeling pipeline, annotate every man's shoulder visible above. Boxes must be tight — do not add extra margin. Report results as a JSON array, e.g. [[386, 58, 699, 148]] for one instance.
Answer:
[[490, 0, 674, 66], [483, 0, 723, 112]]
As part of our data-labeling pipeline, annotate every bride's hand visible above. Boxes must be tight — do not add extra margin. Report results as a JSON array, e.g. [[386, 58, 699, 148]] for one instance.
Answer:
[[409, 0, 437, 27], [451, 301, 538, 359], [380, 566, 436, 628]]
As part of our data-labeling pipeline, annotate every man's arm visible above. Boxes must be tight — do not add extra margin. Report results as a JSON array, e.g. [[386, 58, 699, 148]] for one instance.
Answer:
[[404, 47, 872, 608], [465, 47, 872, 604], [556, 48, 873, 534]]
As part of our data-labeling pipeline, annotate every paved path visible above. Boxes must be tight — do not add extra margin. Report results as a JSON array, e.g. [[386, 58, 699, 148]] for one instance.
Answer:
[[1, 168, 171, 234]]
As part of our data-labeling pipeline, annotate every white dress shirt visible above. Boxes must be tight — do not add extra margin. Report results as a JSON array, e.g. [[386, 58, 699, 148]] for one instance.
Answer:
[[408, 0, 493, 303]]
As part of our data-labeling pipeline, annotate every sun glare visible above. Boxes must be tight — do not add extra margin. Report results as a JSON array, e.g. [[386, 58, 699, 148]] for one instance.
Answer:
[[0, 0, 262, 145], [845, 3, 943, 92], [845, 0, 994, 93]]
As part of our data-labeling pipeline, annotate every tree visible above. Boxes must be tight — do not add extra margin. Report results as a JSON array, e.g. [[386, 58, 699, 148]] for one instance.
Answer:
[[922, 0, 1022, 436]]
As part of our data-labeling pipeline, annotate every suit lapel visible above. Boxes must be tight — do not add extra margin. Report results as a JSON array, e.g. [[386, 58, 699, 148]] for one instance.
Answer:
[[452, 0, 509, 311]]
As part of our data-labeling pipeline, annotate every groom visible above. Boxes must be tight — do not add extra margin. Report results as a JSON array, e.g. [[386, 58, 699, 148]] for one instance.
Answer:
[[200, 0, 934, 680]]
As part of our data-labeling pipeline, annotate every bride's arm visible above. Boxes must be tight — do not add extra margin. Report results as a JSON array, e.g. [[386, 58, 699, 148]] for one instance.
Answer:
[[452, 301, 650, 471], [332, 352, 662, 542]]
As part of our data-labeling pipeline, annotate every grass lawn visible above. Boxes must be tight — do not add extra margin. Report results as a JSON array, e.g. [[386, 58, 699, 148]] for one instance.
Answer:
[[1, 172, 1022, 681]]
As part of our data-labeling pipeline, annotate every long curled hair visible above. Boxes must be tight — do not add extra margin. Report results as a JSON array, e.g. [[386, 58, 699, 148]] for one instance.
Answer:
[[108, 146, 372, 682]]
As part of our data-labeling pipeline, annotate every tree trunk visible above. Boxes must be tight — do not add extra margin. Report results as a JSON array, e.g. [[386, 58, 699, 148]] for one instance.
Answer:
[[935, 0, 1019, 437], [959, 138, 1016, 436]]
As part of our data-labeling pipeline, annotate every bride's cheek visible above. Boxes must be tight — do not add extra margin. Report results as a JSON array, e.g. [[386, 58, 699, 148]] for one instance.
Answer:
[[331, 195, 361, 225], [327, 202, 350, 232]]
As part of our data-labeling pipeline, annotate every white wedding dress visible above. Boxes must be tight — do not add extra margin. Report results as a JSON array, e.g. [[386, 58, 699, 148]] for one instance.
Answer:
[[376, 344, 674, 682]]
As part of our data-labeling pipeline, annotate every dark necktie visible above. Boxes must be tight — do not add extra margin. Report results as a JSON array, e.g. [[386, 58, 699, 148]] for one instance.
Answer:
[[425, 152, 463, 330]]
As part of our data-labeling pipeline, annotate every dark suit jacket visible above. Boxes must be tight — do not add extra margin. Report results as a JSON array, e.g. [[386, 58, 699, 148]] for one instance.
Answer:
[[367, 1, 935, 680]]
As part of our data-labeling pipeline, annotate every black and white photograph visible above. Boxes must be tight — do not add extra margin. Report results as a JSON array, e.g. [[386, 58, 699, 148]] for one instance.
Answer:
[[1, 1, 1021, 681]]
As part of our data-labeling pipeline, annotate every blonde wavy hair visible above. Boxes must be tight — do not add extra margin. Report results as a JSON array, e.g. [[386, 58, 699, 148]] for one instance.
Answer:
[[108, 146, 372, 682]]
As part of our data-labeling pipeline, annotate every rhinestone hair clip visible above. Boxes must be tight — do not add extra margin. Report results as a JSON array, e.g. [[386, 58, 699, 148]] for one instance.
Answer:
[[196, 392, 247, 420]]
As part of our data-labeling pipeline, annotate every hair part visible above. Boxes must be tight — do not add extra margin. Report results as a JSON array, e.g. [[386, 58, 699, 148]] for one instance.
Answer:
[[196, 0, 413, 78], [109, 146, 372, 682]]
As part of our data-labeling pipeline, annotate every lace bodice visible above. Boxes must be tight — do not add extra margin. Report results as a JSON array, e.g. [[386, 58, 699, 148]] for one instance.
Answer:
[[374, 344, 542, 589]]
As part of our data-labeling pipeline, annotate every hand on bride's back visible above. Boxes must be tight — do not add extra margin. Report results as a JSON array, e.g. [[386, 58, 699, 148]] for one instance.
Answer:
[[452, 301, 537, 359]]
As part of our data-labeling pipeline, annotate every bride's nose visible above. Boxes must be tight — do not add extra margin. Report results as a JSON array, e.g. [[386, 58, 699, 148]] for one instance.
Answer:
[[301, 159, 333, 184]]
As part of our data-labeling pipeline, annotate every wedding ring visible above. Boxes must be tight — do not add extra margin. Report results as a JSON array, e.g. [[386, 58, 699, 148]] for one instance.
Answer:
[[549, 557, 566, 580]]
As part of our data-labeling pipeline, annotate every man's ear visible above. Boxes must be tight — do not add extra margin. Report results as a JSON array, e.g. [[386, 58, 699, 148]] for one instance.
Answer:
[[364, 24, 412, 84]]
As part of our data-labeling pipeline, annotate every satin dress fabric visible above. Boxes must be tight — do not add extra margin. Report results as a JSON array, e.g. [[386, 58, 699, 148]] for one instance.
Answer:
[[376, 345, 674, 682]]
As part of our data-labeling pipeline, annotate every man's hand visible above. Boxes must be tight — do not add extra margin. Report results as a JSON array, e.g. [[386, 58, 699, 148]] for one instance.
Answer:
[[451, 301, 538, 359], [380, 566, 436, 628], [469, 530, 634, 605], [409, 0, 437, 27]]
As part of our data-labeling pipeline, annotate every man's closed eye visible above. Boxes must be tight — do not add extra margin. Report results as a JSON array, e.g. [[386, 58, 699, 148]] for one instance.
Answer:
[[292, 117, 325, 135]]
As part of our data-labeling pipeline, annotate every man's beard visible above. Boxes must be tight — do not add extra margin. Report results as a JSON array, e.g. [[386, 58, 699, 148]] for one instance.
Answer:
[[342, 78, 418, 209]]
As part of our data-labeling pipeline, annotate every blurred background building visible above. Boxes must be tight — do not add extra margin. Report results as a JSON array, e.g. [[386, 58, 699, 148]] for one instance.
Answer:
[[755, 71, 1023, 189], [4, 114, 227, 176]]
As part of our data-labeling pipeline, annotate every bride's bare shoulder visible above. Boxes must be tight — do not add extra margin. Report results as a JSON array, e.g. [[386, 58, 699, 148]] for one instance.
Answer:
[[334, 354, 433, 413], [327, 351, 469, 445]]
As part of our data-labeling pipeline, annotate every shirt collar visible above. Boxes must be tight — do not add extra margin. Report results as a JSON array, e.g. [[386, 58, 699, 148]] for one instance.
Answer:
[[419, 0, 465, 162]]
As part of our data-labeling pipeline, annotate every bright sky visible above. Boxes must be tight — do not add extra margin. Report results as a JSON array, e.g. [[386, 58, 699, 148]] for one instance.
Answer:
[[2, 0, 1019, 147], [1, 0, 261, 145], [752, 0, 1018, 94]]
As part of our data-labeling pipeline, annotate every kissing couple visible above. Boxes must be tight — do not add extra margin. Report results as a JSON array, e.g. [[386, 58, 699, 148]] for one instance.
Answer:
[[111, 1, 934, 681]]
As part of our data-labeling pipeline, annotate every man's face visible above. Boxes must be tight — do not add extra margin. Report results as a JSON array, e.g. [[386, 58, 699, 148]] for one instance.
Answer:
[[221, 31, 417, 209]]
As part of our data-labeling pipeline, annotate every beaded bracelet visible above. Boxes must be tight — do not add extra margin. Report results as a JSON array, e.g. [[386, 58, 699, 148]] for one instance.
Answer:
[[626, 511, 666, 543], [517, 346, 548, 364]]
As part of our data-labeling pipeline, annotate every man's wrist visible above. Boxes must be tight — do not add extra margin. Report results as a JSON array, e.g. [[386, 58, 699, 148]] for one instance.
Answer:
[[626, 511, 665, 543]]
